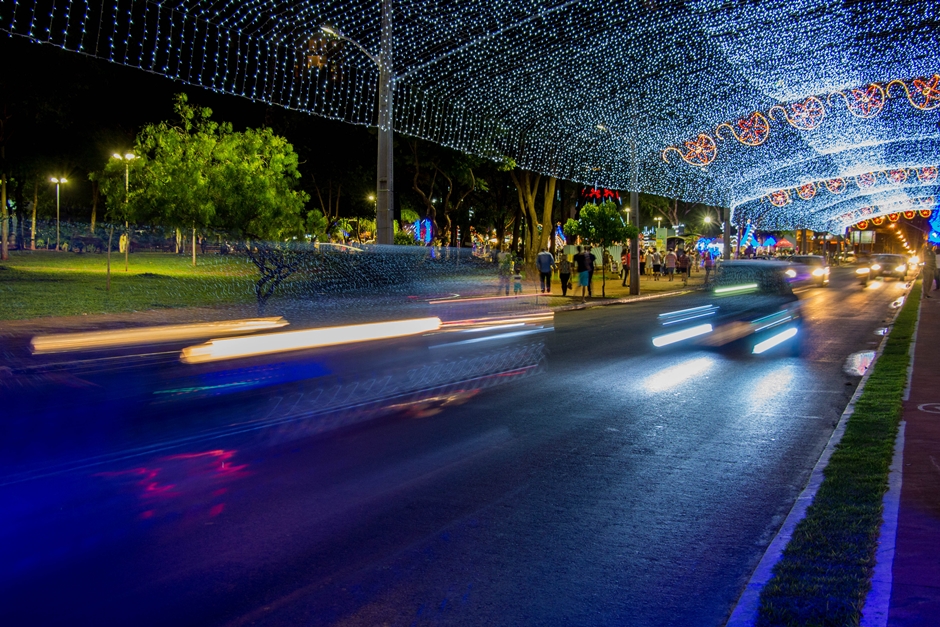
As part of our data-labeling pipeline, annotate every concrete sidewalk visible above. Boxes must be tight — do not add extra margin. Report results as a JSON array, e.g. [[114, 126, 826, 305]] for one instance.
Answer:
[[886, 289, 940, 625]]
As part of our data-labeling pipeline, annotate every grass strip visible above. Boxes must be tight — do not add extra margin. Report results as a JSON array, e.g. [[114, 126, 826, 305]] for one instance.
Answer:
[[755, 279, 921, 627], [0, 251, 256, 319]]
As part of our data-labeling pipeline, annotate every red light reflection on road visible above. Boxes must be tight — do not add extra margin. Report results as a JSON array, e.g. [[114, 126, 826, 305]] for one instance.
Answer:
[[96, 450, 248, 521]]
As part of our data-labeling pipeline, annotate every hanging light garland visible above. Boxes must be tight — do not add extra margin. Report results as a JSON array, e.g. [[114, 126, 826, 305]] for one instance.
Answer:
[[3, 0, 939, 233]]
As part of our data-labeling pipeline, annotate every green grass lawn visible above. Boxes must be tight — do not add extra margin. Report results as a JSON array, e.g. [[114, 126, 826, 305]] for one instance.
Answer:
[[0, 250, 257, 319]]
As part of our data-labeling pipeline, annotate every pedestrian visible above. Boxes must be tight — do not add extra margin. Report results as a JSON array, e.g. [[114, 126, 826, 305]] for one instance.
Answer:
[[574, 245, 591, 302], [639, 249, 646, 278], [933, 246, 939, 292], [664, 249, 677, 281], [925, 246, 937, 297], [497, 247, 512, 295], [558, 252, 572, 297], [677, 248, 690, 285], [704, 253, 715, 284], [536, 247, 555, 293], [513, 268, 524, 294], [621, 249, 631, 287], [585, 246, 597, 296], [651, 249, 662, 280]]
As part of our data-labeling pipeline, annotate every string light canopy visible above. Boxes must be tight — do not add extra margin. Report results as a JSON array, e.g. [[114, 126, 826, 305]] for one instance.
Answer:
[[3, 0, 939, 230]]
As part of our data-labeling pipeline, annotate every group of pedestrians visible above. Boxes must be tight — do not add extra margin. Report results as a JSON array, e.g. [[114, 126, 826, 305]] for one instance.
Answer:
[[499, 246, 599, 301], [498, 244, 709, 298], [623, 248, 695, 285]]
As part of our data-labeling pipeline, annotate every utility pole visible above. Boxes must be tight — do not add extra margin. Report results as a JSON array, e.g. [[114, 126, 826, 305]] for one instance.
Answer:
[[629, 139, 640, 295], [375, 0, 395, 245]]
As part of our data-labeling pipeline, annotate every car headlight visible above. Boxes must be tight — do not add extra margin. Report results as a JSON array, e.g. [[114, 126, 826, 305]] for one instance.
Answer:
[[812, 268, 825, 277], [871, 264, 882, 271], [897, 264, 907, 272], [856, 267, 870, 275], [785, 269, 797, 278]]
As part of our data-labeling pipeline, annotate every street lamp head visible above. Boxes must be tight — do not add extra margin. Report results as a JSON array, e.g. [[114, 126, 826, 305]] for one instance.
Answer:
[[704, 216, 712, 223], [320, 24, 341, 38], [112, 153, 122, 159], [125, 153, 136, 160], [50, 177, 67, 184]]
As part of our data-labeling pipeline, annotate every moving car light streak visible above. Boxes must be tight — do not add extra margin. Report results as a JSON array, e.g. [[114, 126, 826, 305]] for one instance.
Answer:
[[752, 327, 799, 354], [30, 318, 289, 354], [180, 318, 442, 364], [714, 283, 758, 295], [657, 305, 719, 326], [652, 324, 714, 347]]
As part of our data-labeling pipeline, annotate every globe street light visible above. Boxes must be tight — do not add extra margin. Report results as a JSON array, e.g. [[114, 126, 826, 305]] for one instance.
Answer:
[[112, 152, 136, 271], [321, 2, 395, 245], [50, 177, 67, 251]]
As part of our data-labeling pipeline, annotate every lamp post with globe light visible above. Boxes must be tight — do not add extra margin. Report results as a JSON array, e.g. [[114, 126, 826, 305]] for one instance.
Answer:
[[112, 152, 136, 271], [50, 177, 67, 251]]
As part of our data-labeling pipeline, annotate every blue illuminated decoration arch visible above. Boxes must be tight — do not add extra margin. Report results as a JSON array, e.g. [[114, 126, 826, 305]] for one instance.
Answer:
[[3, 0, 938, 230]]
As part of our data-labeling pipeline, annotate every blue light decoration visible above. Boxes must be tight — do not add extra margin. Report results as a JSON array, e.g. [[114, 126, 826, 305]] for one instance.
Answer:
[[739, 222, 755, 251], [414, 217, 433, 245], [762, 235, 777, 248], [554, 223, 566, 249], [3, 1, 938, 233]]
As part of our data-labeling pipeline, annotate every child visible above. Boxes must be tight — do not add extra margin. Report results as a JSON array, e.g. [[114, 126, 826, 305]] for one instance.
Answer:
[[513, 270, 523, 294]]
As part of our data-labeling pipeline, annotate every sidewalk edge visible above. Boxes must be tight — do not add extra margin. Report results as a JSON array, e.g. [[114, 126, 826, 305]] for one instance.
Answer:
[[860, 420, 907, 627], [860, 284, 922, 625], [724, 287, 907, 627]]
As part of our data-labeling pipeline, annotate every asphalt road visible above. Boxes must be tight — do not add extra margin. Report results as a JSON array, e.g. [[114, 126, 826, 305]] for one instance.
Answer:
[[0, 269, 910, 626]]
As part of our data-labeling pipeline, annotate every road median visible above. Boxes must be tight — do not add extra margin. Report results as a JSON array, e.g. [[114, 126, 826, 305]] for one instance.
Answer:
[[746, 280, 920, 625]]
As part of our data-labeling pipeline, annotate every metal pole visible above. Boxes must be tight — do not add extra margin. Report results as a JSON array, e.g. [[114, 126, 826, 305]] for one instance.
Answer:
[[375, 0, 394, 245], [629, 138, 640, 295], [630, 190, 640, 295], [56, 183, 60, 252], [124, 162, 129, 272], [722, 206, 731, 260]]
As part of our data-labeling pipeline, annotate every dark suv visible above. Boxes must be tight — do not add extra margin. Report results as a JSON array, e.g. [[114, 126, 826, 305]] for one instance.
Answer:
[[870, 254, 908, 280]]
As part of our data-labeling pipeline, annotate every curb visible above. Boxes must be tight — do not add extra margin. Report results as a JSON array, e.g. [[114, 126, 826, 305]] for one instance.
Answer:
[[860, 420, 906, 627], [554, 286, 701, 313], [725, 283, 911, 626]]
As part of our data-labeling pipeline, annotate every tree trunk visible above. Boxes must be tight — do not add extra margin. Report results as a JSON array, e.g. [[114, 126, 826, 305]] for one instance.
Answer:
[[175, 228, 181, 254], [31, 180, 37, 250], [539, 177, 557, 253], [90, 180, 98, 234], [107, 226, 113, 291], [1, 169, 7, 261], [510, 203, 521, 253], [192, 224, 197, 266]]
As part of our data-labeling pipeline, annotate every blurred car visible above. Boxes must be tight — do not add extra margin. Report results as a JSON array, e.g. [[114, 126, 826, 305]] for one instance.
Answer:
[[653, 261, 802, 355], [835, 252, 857, 265], [869, 254, 908, 280], [786, 254, 830, 287]]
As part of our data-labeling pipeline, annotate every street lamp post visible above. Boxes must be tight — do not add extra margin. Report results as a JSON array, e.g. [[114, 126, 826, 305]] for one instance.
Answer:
[[322, 0, 395, 245], [112, 153, 136, 271], [50, 177, 67, 251]]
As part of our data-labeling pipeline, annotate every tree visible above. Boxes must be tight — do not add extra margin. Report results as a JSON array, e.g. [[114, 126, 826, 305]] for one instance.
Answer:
[[409, 140, 482, 246], [509, 168, 557, 272], [97, 94, 308, 266], [572, 200, 638, 297]]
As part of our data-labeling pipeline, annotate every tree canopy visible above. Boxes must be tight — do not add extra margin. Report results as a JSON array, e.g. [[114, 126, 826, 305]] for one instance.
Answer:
[[97, 94, 308, 241]]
